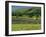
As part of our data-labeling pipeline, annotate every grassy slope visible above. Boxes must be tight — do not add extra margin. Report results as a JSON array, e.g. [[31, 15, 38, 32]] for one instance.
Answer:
[[16, 8, 32, 13], [12, 24, 41, 31]]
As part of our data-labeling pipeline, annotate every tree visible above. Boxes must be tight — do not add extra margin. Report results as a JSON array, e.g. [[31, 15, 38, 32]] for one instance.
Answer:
[[24, 7, 41, 19]]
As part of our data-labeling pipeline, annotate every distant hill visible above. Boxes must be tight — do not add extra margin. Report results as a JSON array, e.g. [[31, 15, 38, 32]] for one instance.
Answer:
[[12, 6, 32, 13]]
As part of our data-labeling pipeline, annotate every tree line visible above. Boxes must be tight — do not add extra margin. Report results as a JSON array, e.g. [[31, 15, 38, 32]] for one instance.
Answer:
[[12, 7, 41, 18]]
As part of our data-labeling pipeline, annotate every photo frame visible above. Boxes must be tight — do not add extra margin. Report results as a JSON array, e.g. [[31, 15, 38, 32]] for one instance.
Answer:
[[5, 1, 45, 36]]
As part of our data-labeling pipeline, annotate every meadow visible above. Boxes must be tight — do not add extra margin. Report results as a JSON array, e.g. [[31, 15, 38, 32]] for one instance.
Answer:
[[12, 16, 41, 31], [12, 6, 41, 31], [12, 24, 41, 31]]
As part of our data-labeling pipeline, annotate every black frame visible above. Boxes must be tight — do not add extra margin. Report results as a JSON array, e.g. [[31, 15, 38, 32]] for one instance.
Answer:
[[5, 1, 45, 36]]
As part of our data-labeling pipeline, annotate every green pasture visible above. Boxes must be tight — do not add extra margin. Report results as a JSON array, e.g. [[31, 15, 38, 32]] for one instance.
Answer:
[[12, 24, 41, 31], [12, 7, 41, 31]]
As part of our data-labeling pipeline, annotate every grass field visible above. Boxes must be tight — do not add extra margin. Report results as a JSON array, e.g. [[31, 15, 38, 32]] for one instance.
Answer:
[[12, 6, 41, 31], [12, 24, 41, 31]]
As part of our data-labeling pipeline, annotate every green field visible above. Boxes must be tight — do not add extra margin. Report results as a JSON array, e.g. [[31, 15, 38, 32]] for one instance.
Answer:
[[12, 6, 41, 31], [12, 24, 41, 31]]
